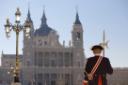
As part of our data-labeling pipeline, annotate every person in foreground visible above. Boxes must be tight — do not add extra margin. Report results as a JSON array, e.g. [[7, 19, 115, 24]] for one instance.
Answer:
[[83, 45, 113, 85]]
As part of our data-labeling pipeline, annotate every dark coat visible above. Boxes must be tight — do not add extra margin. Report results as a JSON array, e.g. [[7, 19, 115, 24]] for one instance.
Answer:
[[84, 56, 113, 85]]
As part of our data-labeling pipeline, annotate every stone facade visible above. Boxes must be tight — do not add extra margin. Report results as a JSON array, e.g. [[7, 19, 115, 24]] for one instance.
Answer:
[[0, 54, 23, 85], [0, 10, 85, 85], [107, 68, 128, 85]]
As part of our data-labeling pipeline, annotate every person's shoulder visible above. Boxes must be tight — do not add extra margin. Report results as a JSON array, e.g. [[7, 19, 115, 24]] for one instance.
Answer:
[[103, 57, 110, 61], [87, 56, 95, 60]]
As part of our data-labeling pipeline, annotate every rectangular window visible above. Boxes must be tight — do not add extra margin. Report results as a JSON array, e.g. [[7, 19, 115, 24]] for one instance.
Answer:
[[51, 73, 57, 80], [38, 73, 43, 80], [44, 56, 49, 67], [51, 60, 56, 67], [37, 82, 42, 85], [44, 73, 49, 80], [51, 80, 56, 85], [64, 52, 72, 67], [58, 52, 63, 67]]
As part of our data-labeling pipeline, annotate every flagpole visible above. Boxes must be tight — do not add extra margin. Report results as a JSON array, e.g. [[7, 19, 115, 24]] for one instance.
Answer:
[[99, 30, 109, 57], [103, 30, 105, 57]]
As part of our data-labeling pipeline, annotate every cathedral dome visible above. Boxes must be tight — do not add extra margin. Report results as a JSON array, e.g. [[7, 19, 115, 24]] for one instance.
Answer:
[[34, 24, 54, 36], [34, 10, 55, 36]]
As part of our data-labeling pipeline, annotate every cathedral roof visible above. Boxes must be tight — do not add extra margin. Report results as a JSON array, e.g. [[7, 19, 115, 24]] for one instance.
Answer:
[[25, 9, 33, 23], [2, 54, 23, 59], [74, 12, 81, 25], [34, 10, 54, 36], [27, 9, 32, 22]]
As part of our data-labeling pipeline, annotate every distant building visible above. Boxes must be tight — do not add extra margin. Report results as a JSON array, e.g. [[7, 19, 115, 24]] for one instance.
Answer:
[[108, 68, 128, 85], [1, 53, 23, 68], [1, 9, 85, 85], [0, 53, 23, 85]]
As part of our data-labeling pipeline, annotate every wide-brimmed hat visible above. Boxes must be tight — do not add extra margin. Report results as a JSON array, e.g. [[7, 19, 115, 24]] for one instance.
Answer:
[[91, 45, 104, 51]]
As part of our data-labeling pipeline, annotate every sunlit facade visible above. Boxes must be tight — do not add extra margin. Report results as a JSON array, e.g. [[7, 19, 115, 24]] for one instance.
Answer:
[[0, 9, 85, 85]]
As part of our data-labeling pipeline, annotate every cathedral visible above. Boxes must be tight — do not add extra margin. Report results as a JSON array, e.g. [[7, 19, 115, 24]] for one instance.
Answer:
[[0, 9, 85, 85]]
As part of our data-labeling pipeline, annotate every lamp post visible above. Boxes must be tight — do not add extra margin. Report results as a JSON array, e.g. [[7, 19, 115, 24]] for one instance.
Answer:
[[4, 8, 31, 83]]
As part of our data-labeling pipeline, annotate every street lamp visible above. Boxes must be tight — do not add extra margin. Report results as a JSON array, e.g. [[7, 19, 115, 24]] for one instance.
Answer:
[[15, 8, 21, 23], [4, 8, 31, 83]]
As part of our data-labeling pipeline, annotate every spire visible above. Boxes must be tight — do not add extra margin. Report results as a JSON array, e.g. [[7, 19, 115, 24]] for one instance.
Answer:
[[41, 7, 47, 26], [35, 6, 54, 36], [24, 3, 34, 37], [26, 8, 32, 23], [27, 2, 32, 22], [74, 9, 81, 25], [25, 2, 33, 24]]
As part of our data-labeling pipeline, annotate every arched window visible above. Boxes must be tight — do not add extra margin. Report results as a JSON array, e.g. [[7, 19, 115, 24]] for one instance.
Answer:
[[76, 32, 80, 40]]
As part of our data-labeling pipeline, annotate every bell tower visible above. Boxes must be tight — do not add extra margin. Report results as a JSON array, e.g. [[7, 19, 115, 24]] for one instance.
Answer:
[[72, 11, 85, 85], [72, 11, 83, 48], [23, 8, 34, 66], [24, 8, 34, 39]]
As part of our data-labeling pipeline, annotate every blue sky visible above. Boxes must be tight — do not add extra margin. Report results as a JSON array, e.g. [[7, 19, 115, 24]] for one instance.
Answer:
[[0, 0, 128, 67]]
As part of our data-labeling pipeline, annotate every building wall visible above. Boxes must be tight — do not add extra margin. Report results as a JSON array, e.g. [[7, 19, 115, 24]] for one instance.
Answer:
[[22, 37, 85, 85], [108, 68, 128, 85]]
